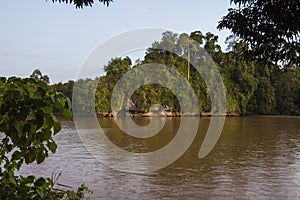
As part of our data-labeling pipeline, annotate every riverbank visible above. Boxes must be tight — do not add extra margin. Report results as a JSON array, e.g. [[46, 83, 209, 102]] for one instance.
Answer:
[[96, 111, 241, 117]]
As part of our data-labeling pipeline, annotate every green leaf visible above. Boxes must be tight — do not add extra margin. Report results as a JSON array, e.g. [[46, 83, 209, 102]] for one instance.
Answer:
[[36, 189, 45, 198], [22, 175, 35, 184], [67, 191, 78, 199], [60, 108, 72, 119], [34, 177, 46, 187], [53, 121, 61, 134], [25, 148, 36, 164], [35, 147, 46, 164], [47, 141, 57, 153], [11, 151, 22, 161], [41, 128, 52, 141], [42, 106, 52, 115], [43, 115, 54, 130], [52, 114, 62, 134], [8, 176, 17, 185], [0, 77, 6, 84], [36, 131, 45, 142]]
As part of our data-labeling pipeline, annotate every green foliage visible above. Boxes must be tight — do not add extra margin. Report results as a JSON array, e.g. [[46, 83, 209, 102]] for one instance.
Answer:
[[52, 80, 74, 101], [94, 57, 132, 113], [0, 77, 91, 199], [30, 69, 50, 84], [95, 77, 111, 113], [72, 78, 98, 114], [273, 68, 300, 115], [104, 57, 131, 83], [219, 43, 258, 114], [218, 0, 300, 68], [55, 30, 300, 116]]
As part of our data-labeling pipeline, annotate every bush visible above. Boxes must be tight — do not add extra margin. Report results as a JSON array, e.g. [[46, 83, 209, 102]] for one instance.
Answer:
[[0, 77, 91, 199]]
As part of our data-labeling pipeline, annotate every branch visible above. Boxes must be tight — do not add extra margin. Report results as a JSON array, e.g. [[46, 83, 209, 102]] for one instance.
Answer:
[[49, 0, 113, 8]]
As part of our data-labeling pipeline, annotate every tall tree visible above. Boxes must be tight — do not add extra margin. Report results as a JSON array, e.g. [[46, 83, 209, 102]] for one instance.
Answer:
[[104, 57, 131, 82], [218, 0, 300, 68], [221, 43, 258, 114], [51, 80, 74, 100], [30, 69, 50, 84], [273, 67, 300, 115]]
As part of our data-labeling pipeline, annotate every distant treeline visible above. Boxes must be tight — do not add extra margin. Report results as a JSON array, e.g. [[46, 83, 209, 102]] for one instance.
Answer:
[[52, 31, 300, 116]]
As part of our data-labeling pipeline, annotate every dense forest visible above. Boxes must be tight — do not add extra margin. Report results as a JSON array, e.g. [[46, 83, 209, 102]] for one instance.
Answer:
[[52, 30, 300, 116], [1, 1, 299, 199]]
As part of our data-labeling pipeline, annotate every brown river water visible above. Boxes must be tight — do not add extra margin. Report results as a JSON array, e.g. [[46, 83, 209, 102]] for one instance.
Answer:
[[20, 116, 300, 199]]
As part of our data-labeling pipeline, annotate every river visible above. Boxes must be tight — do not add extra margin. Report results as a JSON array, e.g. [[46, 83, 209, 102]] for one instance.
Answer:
[[20, 116, 300, 199]]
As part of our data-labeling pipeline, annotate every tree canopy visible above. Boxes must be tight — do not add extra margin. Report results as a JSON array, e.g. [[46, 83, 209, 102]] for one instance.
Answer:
[[30, 69, 50, 84], [218, 0, 300, 68], [50, 0, 113, 8], [60, 30, 300, 116]]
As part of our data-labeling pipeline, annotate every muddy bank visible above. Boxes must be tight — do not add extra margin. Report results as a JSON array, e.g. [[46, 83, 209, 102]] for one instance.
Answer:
[[96, 111, 240, 117]]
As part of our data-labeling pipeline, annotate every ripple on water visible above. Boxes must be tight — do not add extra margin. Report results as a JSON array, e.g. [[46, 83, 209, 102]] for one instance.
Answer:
[[19, 117, 300, 199]]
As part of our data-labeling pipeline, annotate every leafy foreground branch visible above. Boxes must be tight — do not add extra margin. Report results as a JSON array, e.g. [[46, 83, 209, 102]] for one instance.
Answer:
[[0, 77, 91, 199]]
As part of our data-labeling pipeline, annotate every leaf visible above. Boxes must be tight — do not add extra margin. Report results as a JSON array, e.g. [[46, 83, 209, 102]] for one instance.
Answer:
[[43, 114, 54, 130], [47, 141, 57, 153], [67, 191, 78, 199], [53, 121, 61, 134], [41, 128, 52, 141], [36, 189, 45, 198], [25, 148, 36, 164], [36, 131, 45, 142], [0, 77, 6, 84], [42, 106, 52, 115], [8, 176, 17, 185], [34, 177, 46, 187], [11, 151, 22, 161], [35, 147, 46, 164], [51, 114, 62, 134], [22, 175, 35, 184], [60, 107, 72, 120]]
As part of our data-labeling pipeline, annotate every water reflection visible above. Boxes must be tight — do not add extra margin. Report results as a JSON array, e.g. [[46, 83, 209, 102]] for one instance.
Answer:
[[20, 116, 300, 199]]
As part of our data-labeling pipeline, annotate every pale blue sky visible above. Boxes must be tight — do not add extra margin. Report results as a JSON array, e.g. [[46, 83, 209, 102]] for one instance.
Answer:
[[0, 0, 232, 83]]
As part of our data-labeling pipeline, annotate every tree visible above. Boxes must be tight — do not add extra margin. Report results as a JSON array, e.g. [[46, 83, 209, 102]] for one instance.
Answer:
[[52, 80, 74, 101], [220, 43, 258, 114], [218, 0, 300, 68], [0, 77, 90, 199], [273, 68, 300, 115], [73, 78, 96, 114], [104, 57, 132, 82], [81, 30, 300, 116], [30, 69, 50, 84], [49, 0, 113, 8], [95, 77, 111, 113]]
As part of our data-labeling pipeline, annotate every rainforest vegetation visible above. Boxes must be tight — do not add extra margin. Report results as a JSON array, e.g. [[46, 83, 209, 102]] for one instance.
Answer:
[[1, 0, 299, 199], [53, 30, 300, 116]]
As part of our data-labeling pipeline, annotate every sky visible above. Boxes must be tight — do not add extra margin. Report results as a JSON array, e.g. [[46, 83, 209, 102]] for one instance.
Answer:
[[0, 0, 232, 83]]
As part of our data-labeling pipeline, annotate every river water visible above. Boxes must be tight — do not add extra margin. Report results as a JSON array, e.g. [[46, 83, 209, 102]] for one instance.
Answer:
[[20, 116, 300, 199]]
